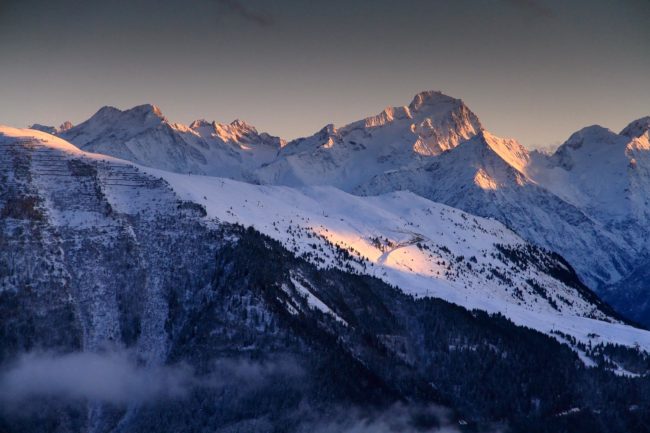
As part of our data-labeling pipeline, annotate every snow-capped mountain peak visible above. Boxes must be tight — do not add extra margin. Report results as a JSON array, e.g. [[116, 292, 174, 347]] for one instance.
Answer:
[[65, 103, 167, 144], [50, 91, 484, 189], [94, 103, 165, 123], [620, 116, 650, 139], [406, 90, 483, 153], [256, 90, 484, 188], [93, 105, 121, 118], [409, 89, 463, 111], [187, 117, 285, 151], [56, 104, 284, 178], [352, 90, 483, 153], [545, 125, 626, 171], [188, 118, 213, 129], [563, 124, 621, 147], [129, 103, 164, 118], [229, 118, 251, 129], [215, 119, 275, 145], [523, 120, 650, 295]]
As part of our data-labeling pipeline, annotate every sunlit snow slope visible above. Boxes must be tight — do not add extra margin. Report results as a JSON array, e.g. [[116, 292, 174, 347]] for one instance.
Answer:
[[142, 167, 650, 352]]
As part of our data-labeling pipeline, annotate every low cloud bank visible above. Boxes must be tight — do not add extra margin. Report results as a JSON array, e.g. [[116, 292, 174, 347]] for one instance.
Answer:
[[0, 350, 193, 406], [0, 351, 499, 432], [0, 350, 303, 410]]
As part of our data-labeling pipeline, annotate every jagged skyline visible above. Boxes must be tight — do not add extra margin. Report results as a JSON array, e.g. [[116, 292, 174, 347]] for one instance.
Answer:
[[0, 0, 648, 148]]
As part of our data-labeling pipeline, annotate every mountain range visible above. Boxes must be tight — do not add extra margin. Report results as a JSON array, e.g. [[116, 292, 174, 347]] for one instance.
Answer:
[[2, 91, 650, 432], [35, 91, 650, 326]]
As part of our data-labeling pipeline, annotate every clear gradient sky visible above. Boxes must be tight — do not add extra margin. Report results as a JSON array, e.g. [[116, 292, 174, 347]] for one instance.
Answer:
[[0, 0, 648, 148]]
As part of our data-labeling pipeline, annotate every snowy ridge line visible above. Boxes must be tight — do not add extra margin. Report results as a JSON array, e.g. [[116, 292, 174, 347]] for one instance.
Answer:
[[137, 167, 650, 355], [3, 125, 650, 360]]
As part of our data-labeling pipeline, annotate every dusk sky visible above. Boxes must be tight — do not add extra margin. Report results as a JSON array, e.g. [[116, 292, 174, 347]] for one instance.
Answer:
[[0, 0, 648, 148]]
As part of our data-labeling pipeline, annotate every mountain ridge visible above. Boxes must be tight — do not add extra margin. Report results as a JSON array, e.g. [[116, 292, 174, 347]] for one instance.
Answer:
[[21, 92, 650, 326], [4, 102, 650, 432], [1, 125, 646, 352]]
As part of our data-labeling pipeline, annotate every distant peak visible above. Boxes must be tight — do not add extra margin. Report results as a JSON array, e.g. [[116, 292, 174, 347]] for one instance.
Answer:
[[563, 125, 619, 149], [230, 119, 253, 129], [407, 90, 482, 131], [59, 121, 73, 132], [318, 123, 337, 135], [575, 124, 612, 134], [408, 90, 459, 111], [127, 104, 164, 118], [95, 105, 121, 116], [29, 121, 74, 135], [549, 125, 627, 171], [29, 124, 58, 134], [91, 104, 165, 121], [621, 116, 650, 138], [189, 119, 213, 129]]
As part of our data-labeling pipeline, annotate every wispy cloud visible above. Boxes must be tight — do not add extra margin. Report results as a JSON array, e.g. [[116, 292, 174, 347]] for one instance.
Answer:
[[0, 350, 303, 411], [0, 351, 501, 432], [0, 351, 193, 407], [215, 0, 274, 27]]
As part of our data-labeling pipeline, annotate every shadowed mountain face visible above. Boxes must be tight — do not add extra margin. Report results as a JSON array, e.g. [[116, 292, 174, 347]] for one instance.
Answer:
[[526, 121, 650, 325], [2, 131, 650, 433]]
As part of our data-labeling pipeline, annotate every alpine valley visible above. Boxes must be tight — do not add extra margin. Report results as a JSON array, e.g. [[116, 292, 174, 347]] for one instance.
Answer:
[[3, 91, 650, 433]]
